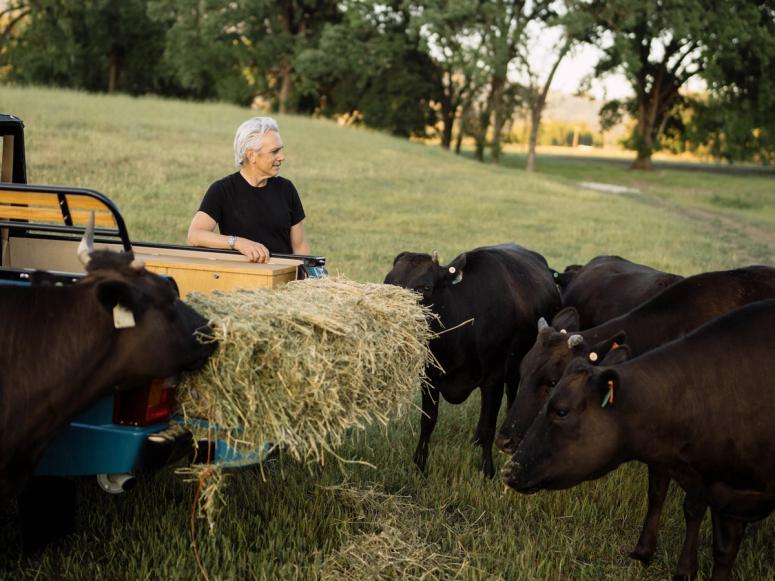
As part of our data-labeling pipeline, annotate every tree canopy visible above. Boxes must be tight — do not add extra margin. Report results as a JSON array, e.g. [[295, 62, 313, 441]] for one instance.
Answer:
[[1, 0, 771, 167]]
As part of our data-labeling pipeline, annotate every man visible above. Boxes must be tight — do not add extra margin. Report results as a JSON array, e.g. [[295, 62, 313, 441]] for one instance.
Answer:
[[187, 117, 310, 263]]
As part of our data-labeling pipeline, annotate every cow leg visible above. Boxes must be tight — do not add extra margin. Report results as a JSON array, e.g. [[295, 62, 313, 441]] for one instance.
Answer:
[[709, 512, 746, 581], [413, 385, 439, 473], [478, 379, 505, 478], [471, 391, 486, 445], [673, 493, 707, 580], [629, 464, 670, 565], [503, 343, 522, 412], [505, 380, 518, 411]]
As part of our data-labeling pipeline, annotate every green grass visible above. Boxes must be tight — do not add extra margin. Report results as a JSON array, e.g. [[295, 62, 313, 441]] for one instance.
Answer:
[[473, 149, 775, 266], [1, 85, 774, 580]]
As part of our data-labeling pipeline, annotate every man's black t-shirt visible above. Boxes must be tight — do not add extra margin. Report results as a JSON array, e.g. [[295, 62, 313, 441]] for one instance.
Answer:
[[199, 173, 305, 254]]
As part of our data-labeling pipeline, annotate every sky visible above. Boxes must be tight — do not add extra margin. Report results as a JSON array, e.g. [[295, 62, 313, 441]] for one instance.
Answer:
[[552, 44, 632, 99], [539, 30, 707, 100]]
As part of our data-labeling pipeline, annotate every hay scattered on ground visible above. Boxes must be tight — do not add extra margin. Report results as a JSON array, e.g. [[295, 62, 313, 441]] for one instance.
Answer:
[[177, 277, 435, 468], [318, 485, 481, 580]]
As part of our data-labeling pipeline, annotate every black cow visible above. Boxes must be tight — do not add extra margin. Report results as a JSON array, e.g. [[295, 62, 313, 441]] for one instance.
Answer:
[[504, 299, 775, 581], [0, 220, 216, 497], [556, 255, 682, 329], [385, 243, 561, 477], [496, 265, 775, 577]]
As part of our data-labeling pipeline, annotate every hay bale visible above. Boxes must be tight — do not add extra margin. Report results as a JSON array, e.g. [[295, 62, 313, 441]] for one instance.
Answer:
[[177, 277, 435, 467]]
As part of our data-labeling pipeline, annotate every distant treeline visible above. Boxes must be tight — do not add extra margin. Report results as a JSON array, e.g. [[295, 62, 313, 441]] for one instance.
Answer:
[[1, 0, 772, 168]]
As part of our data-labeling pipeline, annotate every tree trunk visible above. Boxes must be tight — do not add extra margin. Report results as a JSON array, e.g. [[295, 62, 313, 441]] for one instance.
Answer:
[[474, 106, 490, 162], [278, 64, 292, 114], [454, 104, 467, 155], [455, 127, 464, 154], [439, 89, 454, 150], [631, 102, 655, 170], [526, 107, 541, 173], [631, 151, 653, 170], [107, 51, 120, 93], [489, 75, 506, 164], [474, 133, 486, 162]]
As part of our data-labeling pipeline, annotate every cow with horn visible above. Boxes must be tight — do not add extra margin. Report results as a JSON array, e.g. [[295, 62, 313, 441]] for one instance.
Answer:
[[0, 213, 216, 497]]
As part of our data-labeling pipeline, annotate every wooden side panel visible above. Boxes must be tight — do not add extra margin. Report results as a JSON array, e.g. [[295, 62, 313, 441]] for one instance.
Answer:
[[0, 190, 116, 227]]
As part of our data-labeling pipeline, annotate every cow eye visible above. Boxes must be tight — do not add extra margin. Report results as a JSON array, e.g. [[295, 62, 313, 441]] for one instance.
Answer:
[[422, 285, 432, 293], [555, 408, 569, 419], [549, 379, 558, 387]]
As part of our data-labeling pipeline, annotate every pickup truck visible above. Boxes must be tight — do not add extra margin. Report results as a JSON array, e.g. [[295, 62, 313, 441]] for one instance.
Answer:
[[0, 113, 325, 544]]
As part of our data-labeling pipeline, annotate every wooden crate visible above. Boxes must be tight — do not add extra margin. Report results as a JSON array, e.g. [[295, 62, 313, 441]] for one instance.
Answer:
[[139, 254, 298, 297]]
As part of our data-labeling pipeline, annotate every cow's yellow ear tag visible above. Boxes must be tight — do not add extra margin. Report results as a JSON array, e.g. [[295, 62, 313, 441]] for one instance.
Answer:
[[602, 379, 615, 407], [113, 304, 136, 329], [588, 352, 598, 362]]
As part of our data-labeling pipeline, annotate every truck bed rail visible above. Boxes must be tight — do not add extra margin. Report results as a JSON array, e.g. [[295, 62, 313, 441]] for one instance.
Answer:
[[0, 183, 132, 252]]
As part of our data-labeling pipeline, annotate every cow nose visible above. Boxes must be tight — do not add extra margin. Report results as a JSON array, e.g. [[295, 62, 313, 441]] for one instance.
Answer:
[[192, 321, 217, 351], [495, 432, 517, 454]]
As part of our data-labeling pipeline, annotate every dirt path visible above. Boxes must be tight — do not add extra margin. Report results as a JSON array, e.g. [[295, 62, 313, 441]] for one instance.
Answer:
[[639, 194, 775, 264], [580, 181, 775, 264]]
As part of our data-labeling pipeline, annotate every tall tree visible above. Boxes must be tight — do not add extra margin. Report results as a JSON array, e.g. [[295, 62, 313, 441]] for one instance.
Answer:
[[580, 0, 769, 169], [5, 0, 176, 95], [296, 0, 440, 137], [0, 0, 30, 62], [407, 0, 491, 149], [519, 33, 572, 172], [479, 0, 560, 163], [150, 0, 340, 110], [688, 0, 775, 164]]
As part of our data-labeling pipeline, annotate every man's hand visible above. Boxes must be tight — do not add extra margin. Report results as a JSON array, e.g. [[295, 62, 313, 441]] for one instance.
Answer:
[[234, 238, 270, 263]]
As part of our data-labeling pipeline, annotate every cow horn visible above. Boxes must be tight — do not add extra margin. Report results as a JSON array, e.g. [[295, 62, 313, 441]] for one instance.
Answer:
[[77, 211, 96, 267], [537, 317, 548, 331], [431, 250, 439, 264], [130, 258, 145, 271], [567, 334, 584, 349]]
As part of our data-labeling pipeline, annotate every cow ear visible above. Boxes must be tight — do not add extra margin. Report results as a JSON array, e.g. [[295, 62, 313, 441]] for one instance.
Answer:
[[551, 306, 579, 332], [588, 331, 628, 365], [448, 252, 466, 271], [555, 265, 581, 288], [595, 368, 621, 408], [392, 251, 409, 266], [443, 253, 466, 285], [600, 343, 630, 366], [95, 280, 142, 314]]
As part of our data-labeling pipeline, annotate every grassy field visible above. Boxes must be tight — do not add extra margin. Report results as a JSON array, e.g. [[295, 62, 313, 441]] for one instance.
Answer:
[[1, 85, 774, 580]]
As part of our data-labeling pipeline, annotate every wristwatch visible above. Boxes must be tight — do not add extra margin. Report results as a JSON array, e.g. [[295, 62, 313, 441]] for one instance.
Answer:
[[227, 235, 237, 250]]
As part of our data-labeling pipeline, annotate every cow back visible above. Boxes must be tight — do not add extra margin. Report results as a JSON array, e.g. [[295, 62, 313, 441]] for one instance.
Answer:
[[426, 244, 561, 386], [588, 265, 775, 354], [560, 255, 682, 329]]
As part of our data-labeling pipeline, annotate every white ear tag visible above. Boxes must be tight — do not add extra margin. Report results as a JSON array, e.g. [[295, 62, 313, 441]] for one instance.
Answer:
[[588, 352, 598, 362], [449, 266, 463, 285], [560, 329, 567, 334], [113, 304, 136, 329]]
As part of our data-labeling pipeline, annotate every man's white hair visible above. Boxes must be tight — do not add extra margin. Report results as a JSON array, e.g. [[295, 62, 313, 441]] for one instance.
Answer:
[[233, 117, 280, 167]]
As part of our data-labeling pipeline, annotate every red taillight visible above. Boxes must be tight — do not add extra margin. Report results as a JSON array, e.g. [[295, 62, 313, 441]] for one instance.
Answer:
[[113, 378, 176, 426]]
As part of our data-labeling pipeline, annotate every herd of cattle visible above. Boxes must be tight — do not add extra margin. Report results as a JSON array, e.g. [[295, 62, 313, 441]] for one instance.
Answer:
[[2, 226, 774, 579], [385, 244, 775, 581]]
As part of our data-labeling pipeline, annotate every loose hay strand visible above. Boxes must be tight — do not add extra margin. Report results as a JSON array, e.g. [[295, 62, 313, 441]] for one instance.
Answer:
[[178, 277, 435, 470]]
